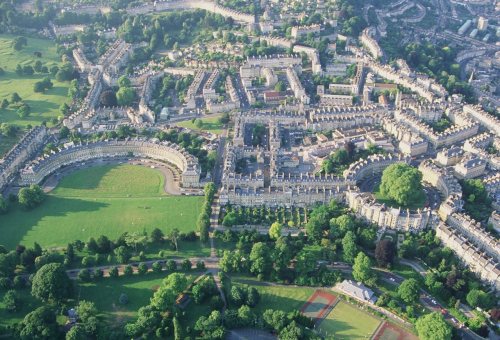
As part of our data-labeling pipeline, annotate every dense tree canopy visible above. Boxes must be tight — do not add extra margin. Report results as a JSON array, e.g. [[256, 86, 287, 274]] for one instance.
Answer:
[[375, 239, 396, 267], [398, 278, 420, 304], [352, 252, 376, 285], [415, 312, 452, 340], [17, 306, 59, 339], [18, 184, 45, 209], [31, 263, 72, 302], [379, 163, 425, 207]]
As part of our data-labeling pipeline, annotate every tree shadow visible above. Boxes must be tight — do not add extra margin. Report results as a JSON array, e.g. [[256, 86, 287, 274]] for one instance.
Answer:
[[54, 164, 118, 191], [0, 196, 109, 248]]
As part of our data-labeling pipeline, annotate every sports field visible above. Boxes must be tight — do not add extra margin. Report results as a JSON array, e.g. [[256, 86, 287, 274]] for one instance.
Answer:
[[317, 300, 381, 340], [0, 164, 204, 248], [301, 290, 337, 321], [233, 278, 316, 314], [0, 34, 70, 128], [372, 321, 419, 340]]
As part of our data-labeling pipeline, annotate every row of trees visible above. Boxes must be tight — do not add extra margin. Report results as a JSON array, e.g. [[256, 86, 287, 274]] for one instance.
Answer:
[[222, 205, 308, 228], [197, 183, 216, 243]]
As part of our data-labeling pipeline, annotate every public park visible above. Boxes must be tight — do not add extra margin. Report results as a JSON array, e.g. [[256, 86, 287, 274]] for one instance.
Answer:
[[0, 0, 498, 338], [0, 163, 203, 248]]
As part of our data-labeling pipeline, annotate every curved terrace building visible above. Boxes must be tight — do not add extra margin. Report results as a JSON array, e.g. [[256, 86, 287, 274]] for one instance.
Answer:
[[20, 139, 200, 188]]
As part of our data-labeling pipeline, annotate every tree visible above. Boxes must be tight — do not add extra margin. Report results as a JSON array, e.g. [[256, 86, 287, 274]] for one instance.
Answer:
[[279, 320, 303, 339], [150, 228, 164, 243], [375, 239, 396, 267], [168, 228, 180, 252], [109, 266, 119, 278], [55, 62, 75, 82], [269, 221, 283, 240], [342, 231, 358, 263], [173, 316, 182, 340], [33, 81, 45, 93], [12, 36, 27, 51], [3, 290, 20, 312], [379, 163, 425, 207], [1, 99, 8, 109], [18, 306, 60, 339], [114, 245, 131, 263], [18, 184, 44, 209], [194, 310, 225, 339], [118, 76, 131, 88], [123, 265, 133, 276], [466, 289, 492, 309], [181, 259, 192, 271], [274, 81, 285, 92], [31, 263, 72, 302], [76, 300, 97, 322], [59, 102, 70, 116], [398, 278, 420, 304], [99, 89, 117, 107], [17, 103, 30, 118], [78, 269, 92, 282], [152, 261, 162, 273], [116, 87, 135, 106], [415, 312, 452, 340], [150, 273, 187, 310], [352, 252, 376, 286], [195, 119, 204, 128], [10, 92, 22, 103], [330, 214, 355, 236], [66, 325, 87, 340], [249, 242, 272, 277]]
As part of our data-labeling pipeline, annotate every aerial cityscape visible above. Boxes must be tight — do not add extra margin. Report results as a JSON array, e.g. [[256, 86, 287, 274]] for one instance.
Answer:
[[0, 0, 498, 339]]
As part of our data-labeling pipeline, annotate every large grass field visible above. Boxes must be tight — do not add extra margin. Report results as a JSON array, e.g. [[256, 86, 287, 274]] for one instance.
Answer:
[[0, 164, 204, 248], [232, 278, 316, 314], [0, 34, 70, 129], [319, 300, 381, 340]]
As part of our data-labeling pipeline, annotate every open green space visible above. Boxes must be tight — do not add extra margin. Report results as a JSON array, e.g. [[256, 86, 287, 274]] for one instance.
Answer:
[[0, 34, 70, 128], [52, 164, 167, 198], [79, 272, 199, 325], [232, 278, 316, 314], [318, 300, 381, 340], [176, 115, 224, 135], [0, 164, 204, 248]]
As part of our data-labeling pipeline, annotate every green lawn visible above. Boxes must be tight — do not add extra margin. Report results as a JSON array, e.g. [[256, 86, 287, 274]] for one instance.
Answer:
[[232, 278, 316, 314], [319, 301, 381, 340], [78, 272, 200, 325], [176, 115, 224, 134], [0, 34, 70, 128], [0, 164, 204, 248]]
